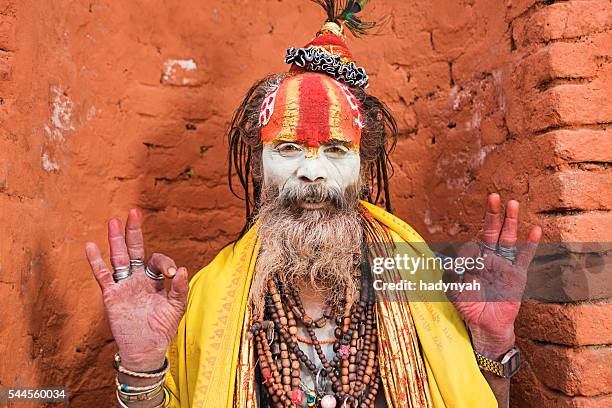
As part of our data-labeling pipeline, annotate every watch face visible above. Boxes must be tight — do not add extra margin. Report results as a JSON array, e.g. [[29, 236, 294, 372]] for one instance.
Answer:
[[501, 348, 521, 378]]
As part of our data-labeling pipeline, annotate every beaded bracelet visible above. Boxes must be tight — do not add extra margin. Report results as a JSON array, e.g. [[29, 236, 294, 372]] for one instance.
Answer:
[[113, 353, 170, 378], [117, 383, 164, 402], [115, 375, 166, 393], [116, 385, 171, 408]]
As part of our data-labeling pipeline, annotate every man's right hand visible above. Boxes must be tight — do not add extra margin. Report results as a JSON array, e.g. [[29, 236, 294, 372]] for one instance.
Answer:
[[85, 208, 188, 372]]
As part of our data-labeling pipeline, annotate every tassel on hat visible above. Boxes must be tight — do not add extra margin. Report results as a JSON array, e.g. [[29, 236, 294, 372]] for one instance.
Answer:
[[284, 0, 380, 88]]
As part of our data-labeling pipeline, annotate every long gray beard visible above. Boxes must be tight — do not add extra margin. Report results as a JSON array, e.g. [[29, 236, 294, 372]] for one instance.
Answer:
[[250, 181, 364, 318]]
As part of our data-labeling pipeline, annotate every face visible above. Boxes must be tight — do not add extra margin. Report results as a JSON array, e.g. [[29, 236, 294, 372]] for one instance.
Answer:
[[259, 73, 364, 211], [262, 138, 361, 210], [252, 74, 365, 315]]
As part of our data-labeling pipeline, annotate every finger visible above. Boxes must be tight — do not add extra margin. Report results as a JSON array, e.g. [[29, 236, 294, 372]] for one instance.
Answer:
[[148, 253, 178, 279], [85, 242, 114, 291], [481, 193, 503, 246], [168, 267, 189, 308], [108, 218, 130, 268], [516, 226, 542, 269], [498, 200, 519, 248], [125, 208, 145, 268]]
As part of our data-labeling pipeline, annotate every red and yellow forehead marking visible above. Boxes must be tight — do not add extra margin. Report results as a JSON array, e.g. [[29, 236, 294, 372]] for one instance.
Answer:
[[259, 73, 363, 149]]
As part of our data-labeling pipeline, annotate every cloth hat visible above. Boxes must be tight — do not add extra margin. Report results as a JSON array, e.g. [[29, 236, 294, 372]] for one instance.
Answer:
[[284, 20, 369, 88], [258, 1, 378, 143]]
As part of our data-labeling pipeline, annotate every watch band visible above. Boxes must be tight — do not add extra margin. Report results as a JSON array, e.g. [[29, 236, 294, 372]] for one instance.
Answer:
[[475, 347, 521, 378]]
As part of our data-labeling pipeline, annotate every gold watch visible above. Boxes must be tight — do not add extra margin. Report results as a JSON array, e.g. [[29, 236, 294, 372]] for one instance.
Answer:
[[474, 347, 521, 378]]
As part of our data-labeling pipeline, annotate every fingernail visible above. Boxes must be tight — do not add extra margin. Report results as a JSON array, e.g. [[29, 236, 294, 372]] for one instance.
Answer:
[[168, 267, 176, 277]]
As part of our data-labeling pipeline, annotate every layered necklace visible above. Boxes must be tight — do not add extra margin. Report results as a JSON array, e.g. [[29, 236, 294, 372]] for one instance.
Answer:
[[251, 258, 381, 408]]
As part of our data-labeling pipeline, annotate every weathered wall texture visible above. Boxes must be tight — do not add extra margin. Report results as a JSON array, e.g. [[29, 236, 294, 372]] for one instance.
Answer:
[[0, 0, 610, 406]]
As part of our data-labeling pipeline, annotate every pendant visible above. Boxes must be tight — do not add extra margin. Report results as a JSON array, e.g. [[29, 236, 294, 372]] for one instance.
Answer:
[[338, 345, 350, 360], [305, 390, 317, 407], [320, 394, 337, 408], [291, 389, 304, 405], [261, 367, 272, 384]]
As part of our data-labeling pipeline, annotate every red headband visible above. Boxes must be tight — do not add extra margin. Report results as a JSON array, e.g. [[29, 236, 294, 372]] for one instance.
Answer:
[[259, 73, 363, 148]]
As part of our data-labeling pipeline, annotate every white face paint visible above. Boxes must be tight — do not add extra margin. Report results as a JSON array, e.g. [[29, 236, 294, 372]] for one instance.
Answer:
[[262, 141, 361, 207]]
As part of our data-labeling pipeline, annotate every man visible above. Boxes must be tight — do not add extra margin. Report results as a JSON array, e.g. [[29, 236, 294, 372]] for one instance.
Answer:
[[85, 2, 541, 407]]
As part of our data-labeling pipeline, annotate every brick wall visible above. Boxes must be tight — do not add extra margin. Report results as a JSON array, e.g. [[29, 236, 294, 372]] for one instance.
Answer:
[[0, 1, 609, 406], [508, 1, 612, 407]]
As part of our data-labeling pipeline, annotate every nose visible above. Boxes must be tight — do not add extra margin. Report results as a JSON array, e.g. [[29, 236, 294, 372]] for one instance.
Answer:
[[297, 158, 327, 183]]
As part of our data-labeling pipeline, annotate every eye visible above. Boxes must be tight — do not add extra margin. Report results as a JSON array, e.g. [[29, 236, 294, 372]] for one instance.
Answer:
[[323, 145, 349, 157], [275, 142, 303, 157]]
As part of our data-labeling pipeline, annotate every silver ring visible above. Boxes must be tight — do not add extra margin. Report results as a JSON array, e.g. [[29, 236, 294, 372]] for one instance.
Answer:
[[112, 265, 130, 273], [112, 265, 131, 282], [480, 241, 498, 252], [112, 270, 132, 282], [145, 265, 165, 281], [497, 245, 517, 254], [497, 245, 517, 262], [497, 253, 516, 262], [497, 245, 517, 263], [129, 258, 145, 268]]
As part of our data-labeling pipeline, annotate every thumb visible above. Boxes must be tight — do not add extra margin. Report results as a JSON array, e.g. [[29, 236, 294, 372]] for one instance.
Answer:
[[168, 267, 189, 309]]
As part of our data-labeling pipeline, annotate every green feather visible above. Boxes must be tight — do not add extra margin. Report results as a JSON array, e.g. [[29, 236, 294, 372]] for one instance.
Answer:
[[310, 0, 379, 36]]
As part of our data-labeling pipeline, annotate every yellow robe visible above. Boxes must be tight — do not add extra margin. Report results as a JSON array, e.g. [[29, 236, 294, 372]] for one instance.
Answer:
[[165, 202, 497, 407]]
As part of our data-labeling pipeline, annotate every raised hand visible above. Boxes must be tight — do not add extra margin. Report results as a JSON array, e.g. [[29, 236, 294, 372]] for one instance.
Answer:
[[444, 193, 542, 356], [85, 209, 188, 371]]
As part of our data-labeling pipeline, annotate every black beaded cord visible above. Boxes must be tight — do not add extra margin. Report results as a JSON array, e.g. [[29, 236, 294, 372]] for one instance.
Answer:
[[251, 239, 381, 407]]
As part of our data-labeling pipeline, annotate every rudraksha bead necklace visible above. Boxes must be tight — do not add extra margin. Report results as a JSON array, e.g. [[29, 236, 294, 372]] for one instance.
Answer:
[[251, 271, 381, 408]]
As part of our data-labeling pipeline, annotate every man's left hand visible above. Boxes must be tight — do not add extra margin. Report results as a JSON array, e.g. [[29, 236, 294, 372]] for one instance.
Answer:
[[444, 193, 542, 357]]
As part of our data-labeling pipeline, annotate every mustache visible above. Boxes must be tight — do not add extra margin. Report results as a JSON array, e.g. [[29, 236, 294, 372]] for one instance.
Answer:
[[263, 180, 358, 211]]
